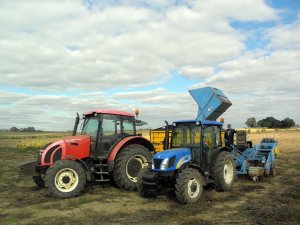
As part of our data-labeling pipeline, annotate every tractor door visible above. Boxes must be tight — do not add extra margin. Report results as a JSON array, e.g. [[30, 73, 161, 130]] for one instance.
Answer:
[[201, 126, 221, 171], [190, 125, 202, 165], [97, 114, 122, 158]]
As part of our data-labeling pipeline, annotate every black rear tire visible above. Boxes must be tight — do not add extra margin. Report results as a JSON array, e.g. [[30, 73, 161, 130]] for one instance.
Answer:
[[175, 168, 203, 204], [113, 144, 152, 191], [33, 175, 45, 188], [44, 160, 86, 198], [212, 151, 235, 192]]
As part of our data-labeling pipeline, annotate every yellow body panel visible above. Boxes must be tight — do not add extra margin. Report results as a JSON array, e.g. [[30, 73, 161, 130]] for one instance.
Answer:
[[221, 130, 225, 147], [274, 147, 280, 156], [150, 130, 172, 152]]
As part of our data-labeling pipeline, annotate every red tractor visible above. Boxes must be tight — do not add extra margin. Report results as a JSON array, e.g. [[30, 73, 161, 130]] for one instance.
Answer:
[[20, 110, 154, 198]]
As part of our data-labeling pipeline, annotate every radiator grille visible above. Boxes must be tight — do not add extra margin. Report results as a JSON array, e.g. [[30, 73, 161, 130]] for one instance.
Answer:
[[153, 158, 163, 169]]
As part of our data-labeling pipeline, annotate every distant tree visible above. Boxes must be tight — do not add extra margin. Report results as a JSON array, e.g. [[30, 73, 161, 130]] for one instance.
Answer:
[[280, 117, 295, 128], [257, 117, 296, 128], [257, 117, 281, 128], [10, 127, 19, 132], [245, 117, 256, 128], [21, 127, 36, 132]]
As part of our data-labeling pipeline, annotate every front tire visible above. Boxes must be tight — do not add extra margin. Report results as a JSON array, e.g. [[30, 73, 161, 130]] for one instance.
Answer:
[[175, 168, 203, 204], [137, 168, 159, 198], [44, 160, 86, 198], [212, 151, 235, 192], [113, 144, 152, 191]]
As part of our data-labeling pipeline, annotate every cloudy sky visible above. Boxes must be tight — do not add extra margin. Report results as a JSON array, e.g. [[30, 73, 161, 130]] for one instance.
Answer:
[[0, 0, 299, 131]]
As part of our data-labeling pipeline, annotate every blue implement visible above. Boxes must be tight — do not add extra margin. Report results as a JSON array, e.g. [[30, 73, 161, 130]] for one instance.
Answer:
[[231, 138, 278, 179], [189, 87, 232, 121]]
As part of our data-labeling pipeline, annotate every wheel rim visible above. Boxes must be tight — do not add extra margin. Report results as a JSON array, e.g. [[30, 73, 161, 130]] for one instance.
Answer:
[[224, 159, 234, 184], [126, 155, 148, 182], [54, 168, 79, 192], [187, 178, 200, 198]]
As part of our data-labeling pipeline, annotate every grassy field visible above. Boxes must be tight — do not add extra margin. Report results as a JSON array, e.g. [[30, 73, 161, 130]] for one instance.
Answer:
[[0, 131, 299, 225]]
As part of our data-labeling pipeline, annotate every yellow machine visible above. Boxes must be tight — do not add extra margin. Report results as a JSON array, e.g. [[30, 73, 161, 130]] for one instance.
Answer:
[[149, 130, 171, 152]]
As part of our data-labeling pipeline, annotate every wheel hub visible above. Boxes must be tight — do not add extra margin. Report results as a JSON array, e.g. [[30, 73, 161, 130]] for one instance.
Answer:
[[224, 160, 234, 184], [127, 159, 142, 177], [54, 168, 79, 192], [126, 155, 148, 182], [187, 178, 200, 198], [62, 176, 71, 184]]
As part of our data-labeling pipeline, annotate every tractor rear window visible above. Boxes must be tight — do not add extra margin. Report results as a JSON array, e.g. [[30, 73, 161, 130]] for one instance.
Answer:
[[123, 119, 135, 135]]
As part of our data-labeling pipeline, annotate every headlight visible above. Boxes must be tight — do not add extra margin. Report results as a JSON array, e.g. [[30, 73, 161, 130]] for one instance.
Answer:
[[151, 159, 154, 170], [160, 158, 169, 170]]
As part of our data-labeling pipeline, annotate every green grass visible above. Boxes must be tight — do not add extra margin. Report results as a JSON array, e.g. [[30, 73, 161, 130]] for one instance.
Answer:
[[0, 131, 299, 225]]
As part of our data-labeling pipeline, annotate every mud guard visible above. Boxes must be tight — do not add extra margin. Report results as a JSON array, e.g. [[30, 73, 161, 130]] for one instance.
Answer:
[[107, 136, 154, 173]]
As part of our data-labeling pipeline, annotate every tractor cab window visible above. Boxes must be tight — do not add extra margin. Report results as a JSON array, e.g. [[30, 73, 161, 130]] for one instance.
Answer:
[[102, 115, 121, 136], [81, 117, 99, 141], [191, 126, 201, 144], [203, 126, 221, 148], [172, 126, 184, 147], [122, 118, 135, 135], [172, 124, 201, 148]]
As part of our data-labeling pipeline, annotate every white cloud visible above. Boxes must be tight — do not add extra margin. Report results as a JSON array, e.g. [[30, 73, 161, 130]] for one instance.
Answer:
[[189, 49, 300, 127], [2, 0, 299, 131], [0, 0, 278, 91], [267, 13, 300, 49]]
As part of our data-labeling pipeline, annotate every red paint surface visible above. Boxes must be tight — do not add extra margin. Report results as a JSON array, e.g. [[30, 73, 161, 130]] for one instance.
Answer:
[[63, 135, 90, 159], [84, 109, 134, 117], [41, 135, 90, 166], [107, 136, 143, 161]]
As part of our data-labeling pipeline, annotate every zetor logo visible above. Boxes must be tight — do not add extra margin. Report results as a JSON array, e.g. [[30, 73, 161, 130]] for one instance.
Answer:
[[65, 139, 81, 143]]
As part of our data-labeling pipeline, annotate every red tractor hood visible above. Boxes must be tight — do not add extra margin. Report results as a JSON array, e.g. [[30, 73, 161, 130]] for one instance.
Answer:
[[63, 135, 91, 145], [40, 135, 91, 166]]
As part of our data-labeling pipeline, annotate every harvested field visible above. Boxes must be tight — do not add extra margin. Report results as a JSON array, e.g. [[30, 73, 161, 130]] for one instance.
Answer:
[[0, 130, 299, 225]]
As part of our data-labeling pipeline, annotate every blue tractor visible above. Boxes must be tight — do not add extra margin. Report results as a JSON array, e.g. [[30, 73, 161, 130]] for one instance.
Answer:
[[137, 87, 235, 204]]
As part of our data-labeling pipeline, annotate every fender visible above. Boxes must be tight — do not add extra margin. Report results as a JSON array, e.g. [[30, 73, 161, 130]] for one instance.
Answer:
[[212, 147, 231, 161], [107, 136, 154, 172]]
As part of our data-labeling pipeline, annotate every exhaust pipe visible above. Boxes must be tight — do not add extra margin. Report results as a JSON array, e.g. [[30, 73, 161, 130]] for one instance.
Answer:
[[72, 113, 80, 136], [164, 120, 169, 150]]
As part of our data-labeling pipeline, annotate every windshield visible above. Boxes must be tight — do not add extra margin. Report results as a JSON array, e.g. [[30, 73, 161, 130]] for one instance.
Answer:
[[172, 124, 201, 148], [81, 117, 99, 141]]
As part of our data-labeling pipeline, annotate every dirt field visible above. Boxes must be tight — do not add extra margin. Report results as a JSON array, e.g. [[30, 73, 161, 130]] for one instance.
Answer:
[[0, 131, 299, 225]]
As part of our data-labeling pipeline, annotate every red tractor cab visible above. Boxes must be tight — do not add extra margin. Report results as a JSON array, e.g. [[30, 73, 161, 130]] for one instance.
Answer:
[[20, 110, 154, 198]]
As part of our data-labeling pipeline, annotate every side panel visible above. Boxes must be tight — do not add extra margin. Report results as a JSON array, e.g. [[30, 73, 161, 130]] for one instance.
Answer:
[[64, 136, 91, 159]]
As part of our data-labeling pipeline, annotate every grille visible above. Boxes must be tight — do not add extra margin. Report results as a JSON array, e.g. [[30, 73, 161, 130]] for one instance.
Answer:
[[52, 148, 62, 162], [44, 145, 60, 163], [37, 152, 42, 164], [153, 159, 163, 169]]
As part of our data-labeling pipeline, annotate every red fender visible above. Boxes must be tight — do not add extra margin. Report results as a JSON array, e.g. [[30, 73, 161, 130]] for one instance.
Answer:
[[107, 136, 153, 161]]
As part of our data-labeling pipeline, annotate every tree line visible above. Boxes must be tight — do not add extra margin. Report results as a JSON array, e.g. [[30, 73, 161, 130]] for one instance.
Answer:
[[8, 127, 42, 132], [245, 117, 296, 128]]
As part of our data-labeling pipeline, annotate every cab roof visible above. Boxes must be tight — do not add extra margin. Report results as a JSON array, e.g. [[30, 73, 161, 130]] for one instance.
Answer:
[[84, 110, 134, 117], [174, 119, 223, 126]]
